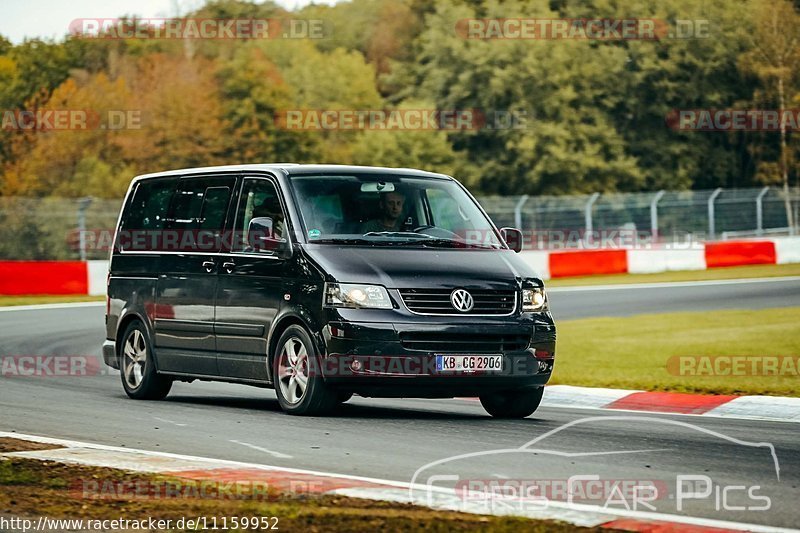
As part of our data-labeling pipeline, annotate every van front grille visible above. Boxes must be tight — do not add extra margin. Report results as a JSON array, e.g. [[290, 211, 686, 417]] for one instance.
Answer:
[[399, 332, 529, 353], [398, 289, 516, 315]]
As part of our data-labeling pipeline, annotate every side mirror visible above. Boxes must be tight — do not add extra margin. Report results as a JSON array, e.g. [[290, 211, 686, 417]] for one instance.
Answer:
[[500, 227, 523, 253], [247, 217, 288, 255]]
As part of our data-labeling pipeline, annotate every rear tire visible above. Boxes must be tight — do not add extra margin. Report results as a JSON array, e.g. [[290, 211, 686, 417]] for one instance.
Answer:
[[273, 325, 338, 416], [119, 321, 172, 400], [479, 387, 544, 418]]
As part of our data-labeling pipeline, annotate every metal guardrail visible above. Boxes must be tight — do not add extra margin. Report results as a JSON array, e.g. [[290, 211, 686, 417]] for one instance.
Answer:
[[0, 187, 798, 259], [479, 187, 800, 248]]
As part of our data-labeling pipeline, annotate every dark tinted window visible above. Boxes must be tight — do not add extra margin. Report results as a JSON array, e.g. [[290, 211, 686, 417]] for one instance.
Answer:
[[234, 178, 286, 253], [119, 177, 177, 251], [165, 176, 236, 252], [124, 178, 177, 231]]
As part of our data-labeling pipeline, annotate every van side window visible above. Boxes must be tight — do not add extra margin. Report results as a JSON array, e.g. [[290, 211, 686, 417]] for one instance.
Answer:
[[198, 187, 231, 231], [166, 176, 235, 252], [120, 177, 177, 251], [234, 178, 286, 253]]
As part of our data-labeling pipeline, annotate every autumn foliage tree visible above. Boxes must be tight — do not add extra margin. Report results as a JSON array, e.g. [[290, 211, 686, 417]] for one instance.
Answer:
[[0, 0, 797, 203]]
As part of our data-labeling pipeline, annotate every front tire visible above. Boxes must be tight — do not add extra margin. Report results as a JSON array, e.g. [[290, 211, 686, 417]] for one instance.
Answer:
[[119, 321, 172, 400], [480, 387, 544, 418], [273, 325, 338, 415]]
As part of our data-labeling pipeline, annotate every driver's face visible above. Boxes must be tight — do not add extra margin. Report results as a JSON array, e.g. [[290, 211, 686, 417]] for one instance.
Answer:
[[382, 192, 405, 220]]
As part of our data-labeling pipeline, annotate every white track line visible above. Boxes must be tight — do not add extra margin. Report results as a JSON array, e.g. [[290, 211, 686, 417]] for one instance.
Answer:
[[228, 439, 293, 459], [0, 301, 104, 312], [0, 431, 795, 533], [458, 394, 800, 425], [152, 416, 187, 428], [537, 402, 800, 424], [548, 275, 800, 292]]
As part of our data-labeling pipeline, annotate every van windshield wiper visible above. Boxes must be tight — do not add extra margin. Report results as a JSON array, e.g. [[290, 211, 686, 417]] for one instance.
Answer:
[[311, 238, 375, 245], [311, 234, 502, 249], [361, 231, 435, 239], [385, 238, 498, 249], [310, 236, 425, 246]]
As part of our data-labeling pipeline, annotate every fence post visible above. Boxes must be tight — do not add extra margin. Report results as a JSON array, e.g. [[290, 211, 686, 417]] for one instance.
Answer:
[[650, 190, 666, 240], [513, 195, 529, 230], [584, 192, 600, 244], [77, 197, 93, 261], [708, 188, 722, 240], [756, 186, 769, 236]]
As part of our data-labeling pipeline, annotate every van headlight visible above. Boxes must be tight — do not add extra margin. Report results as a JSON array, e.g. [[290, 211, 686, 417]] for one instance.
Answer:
[[324, 283, 393, 309], [522, 288, 548, 312]]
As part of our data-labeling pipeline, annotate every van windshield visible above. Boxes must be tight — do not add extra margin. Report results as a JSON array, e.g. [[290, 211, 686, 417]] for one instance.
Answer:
[[288, 175, 503, 249]]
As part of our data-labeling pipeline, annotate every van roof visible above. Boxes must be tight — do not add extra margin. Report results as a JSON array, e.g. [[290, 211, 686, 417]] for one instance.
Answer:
[[132, 164, 451, 181]]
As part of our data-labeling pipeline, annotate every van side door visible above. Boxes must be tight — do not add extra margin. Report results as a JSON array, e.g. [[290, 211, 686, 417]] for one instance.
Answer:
[[153, 174, 238, 376], [214, 175, 290, 381]]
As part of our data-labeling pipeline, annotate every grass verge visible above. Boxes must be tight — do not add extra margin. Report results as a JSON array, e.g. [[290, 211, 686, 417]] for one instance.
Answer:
[[546, 263, 800, 287], [0, 450, 594, 532], [551, 306, 800, 396], [0, 295, 104, 307]]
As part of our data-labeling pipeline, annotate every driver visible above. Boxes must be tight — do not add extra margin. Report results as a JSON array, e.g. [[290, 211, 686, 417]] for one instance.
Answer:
[[362, 190, 407, 232]]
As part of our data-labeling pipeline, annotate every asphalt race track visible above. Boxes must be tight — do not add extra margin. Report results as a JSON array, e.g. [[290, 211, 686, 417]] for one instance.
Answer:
[[1, 277, 799, 529], [547, 276, 800, 319]]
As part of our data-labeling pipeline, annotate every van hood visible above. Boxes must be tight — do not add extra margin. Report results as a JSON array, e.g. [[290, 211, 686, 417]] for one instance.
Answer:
[[301, 244, 540, 290]]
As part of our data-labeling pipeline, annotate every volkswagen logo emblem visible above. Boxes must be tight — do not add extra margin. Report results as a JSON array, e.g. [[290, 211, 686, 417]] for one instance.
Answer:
[[450, 289, 474, 313]]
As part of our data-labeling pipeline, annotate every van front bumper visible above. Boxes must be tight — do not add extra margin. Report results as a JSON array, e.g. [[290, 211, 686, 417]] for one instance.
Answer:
[[318, 318, 556, 398]]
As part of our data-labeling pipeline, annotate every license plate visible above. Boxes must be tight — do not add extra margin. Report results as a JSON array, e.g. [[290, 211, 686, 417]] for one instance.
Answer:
[[435, 354, 503, 372]]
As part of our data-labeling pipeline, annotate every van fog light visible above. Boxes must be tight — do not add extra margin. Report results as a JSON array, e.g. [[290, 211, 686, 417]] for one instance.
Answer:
[[350, 359, 363, 372]]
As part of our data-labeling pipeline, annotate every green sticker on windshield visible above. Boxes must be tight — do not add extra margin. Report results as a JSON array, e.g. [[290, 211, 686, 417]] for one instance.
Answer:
[[308, 229, 321, 239]]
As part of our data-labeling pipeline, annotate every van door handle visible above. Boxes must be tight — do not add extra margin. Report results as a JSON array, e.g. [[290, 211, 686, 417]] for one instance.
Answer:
[[222, 261, 236, 273], [202, 260, 216, 273]]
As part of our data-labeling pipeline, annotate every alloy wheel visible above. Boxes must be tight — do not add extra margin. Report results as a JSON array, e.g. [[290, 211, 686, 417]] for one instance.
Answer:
[[277, 337, 309, 404], [123, 329, 146, 389]]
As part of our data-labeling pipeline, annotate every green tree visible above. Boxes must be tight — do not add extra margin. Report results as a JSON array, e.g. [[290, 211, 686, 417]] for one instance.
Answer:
[[738, 0, 800, 230], [217, 44, 319, 163], [350, 101, 463, 174], [256, 39, 383, 162], [395, 0, 642, 194]]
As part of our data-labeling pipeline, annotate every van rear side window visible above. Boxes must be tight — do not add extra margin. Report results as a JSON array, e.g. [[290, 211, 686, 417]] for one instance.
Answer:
[[120, 177, 177, 251], [164, 176, 236, 252]]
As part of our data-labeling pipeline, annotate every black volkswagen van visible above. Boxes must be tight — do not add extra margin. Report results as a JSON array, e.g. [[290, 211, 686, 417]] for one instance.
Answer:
[[103, 165, 556, 417]]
